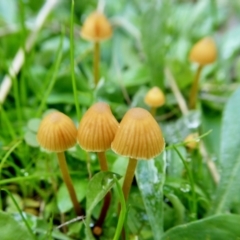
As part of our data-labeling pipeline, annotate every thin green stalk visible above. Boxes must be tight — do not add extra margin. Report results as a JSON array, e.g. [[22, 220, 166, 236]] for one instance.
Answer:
[[210, 0, 218, 32], [70, 0, 81, 120], [12, 74, 22, 129], [173, 146, 197, 220], [0, 105, 16, 139], [1, 189, 37, 240], [0, 140, 22, 210], [36, 32, 63, 117], [19, 0, 27, 106], [113, 177, 126, 240], [0, 173, 55, 185], [165, 130, 212, 150]]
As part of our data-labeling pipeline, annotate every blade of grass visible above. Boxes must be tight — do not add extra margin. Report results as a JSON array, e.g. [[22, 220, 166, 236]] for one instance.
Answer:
[[113, 176, 126, 240], [70, 0, 81, 120], [173, 146, 197, 220], [36, 31, 63, 117]]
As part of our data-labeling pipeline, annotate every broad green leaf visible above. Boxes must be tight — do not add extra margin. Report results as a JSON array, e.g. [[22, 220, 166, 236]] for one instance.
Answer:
[[0, 211, 32, 240], [57, 178, 88, 213], [211, 88, 240, 214], [24, 131, 39, 147], [135, 154, 166, 239], [27, 118, 41, 133], [85, 171, 121, 240], [161, 214, 240, 240]]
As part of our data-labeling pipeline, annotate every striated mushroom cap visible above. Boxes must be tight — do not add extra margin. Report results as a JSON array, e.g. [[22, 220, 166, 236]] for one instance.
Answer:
[[81, 11, 112, 42], [144, 86, 165, 108], [37, 111, 77, 152], [77, 102, 119, 152], [189, 37, 217, 65], [111, 108, 165, 160]]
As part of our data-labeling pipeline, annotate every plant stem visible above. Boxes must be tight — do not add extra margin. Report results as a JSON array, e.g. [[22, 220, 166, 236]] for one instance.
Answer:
[[173, 146, 197, 220], [122, 158, 138, 200], [97, 152, 108, 171], [57, 152, 82, 216], [189, 65, 203, 109], [94, 41, 100, 86], [70, 0, 81, 120], [113, 176, 126, 240], [150, 106, 157, 117], [94, 151, 111, 232]]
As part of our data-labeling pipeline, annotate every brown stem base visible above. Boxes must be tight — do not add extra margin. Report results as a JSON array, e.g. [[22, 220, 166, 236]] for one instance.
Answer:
[[57, 152, 82, 216], [189, 65, 203, 110]]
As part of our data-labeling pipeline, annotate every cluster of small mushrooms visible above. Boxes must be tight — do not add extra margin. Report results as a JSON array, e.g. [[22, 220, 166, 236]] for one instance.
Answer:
[[36, 7, 217, 237]]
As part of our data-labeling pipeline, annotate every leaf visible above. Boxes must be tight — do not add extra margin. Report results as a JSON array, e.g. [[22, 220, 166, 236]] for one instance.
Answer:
[[0, 211, 32, 240], [27, 118, 41, 133], [24, 131, 39, 147], [85, 171, 121, 240], [161, 214, 240, 240], [135, 154, 166, 239], [211, 88, 240, 214], [57, 178, 88, 213]]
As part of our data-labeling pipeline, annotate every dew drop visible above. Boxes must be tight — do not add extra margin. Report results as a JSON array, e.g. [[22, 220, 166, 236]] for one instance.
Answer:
[[180, 183, 191, 193]]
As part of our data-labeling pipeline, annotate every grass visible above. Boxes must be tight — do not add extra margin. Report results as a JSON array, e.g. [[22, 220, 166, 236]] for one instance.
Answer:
[[1, 0, 240, 239]]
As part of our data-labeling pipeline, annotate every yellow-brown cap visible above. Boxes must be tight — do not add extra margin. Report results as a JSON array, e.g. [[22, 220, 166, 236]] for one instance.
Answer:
[[77, 102, 119, 152], [37, 111, 77, 152], [184, 133, 199, 150], [144, 87, 165, 108], [111, 108, 165, 160], [81, 11, 112, 42], [189, 37, 217, 65]]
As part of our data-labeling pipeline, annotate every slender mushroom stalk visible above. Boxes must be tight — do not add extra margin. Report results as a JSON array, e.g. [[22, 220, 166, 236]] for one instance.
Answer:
[[77, 102, 119, 235], [37, 111, 82, 216], [144, 86, 165, 117], [188, 37, 217, 109], [111, 108, 165, 201], [81, 11, 112, 87]]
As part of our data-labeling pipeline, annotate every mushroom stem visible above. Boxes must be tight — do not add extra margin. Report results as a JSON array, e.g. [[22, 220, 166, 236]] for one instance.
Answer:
[[94, 151, 111, 231], [94, 41, 100, 86], [122, 158, 138, 200], [97, 151, 108, 171], [189, 65, 203, 109], [150, 107, 157, 117], [57, 152, 82, 216]]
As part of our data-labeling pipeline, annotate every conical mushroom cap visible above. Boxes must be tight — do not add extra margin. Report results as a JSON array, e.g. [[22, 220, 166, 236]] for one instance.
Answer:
[[77, 102, 119, 152], [144, 87, 165, 107], [189, 37, 217, 65], [111, 108, 165, 160], [81, 11, 112, 42], [37, 111, 77, 152]]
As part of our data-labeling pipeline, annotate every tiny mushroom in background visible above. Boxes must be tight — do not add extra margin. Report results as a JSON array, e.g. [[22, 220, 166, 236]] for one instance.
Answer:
[[144, 86, 165, 117], [111, 108, 165, 201], [37, 111, 82, 216], [184, 133, 199, 151], [77, 102, 119, 233], [188, 37, 217, 109], [81, 11, 112, 87]]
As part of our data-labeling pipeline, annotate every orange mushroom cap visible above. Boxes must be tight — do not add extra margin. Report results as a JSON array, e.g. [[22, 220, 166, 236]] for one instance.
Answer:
[[144, 86, 165, 108], [81, 11, 112, 42], [111, 108, 165, 160], [189, 37, 217, 65], [77, 102, 119, 152], [37, 111, 77, 152]]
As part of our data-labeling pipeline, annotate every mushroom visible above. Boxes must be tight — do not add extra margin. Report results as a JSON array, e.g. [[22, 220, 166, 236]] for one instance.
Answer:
[[37, 111, 81, 216], [188, 37, 217, 109], [81, 11, 112, 87], [77, 102, 119, 233], [144, 86, 165, 116], [111, 108, 165, 200]]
